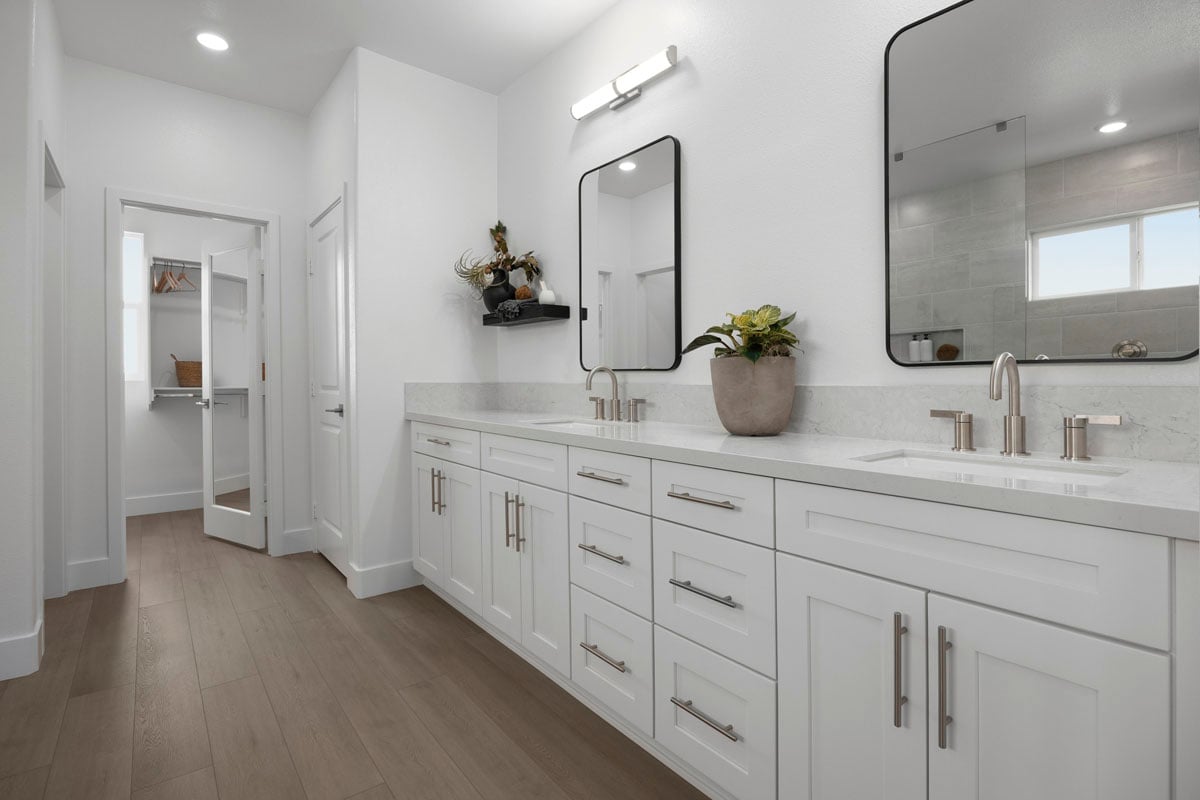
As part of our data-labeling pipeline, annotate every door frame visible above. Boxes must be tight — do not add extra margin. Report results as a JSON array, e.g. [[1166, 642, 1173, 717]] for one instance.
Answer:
[[40, 134, 66, 599], [307, 188, 357, 574], [104, 187, 286, 575]]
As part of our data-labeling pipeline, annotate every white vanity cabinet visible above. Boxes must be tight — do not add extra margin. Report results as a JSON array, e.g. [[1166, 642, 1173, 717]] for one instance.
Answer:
[[479, 471, 571, 676], [777, 554, 927, 800], [411, 453, 481, 611], [928, 595, 1169, 800]]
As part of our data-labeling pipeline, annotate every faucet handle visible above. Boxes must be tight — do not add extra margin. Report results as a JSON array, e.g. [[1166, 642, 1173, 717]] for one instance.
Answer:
[[588, 396, 606, 421], [1072, 414, 1122, 426], [930, 408, 968, 421], [1062, 415, 1121, 461], [930, 409, 975, 452], [626, 398, 646, 422]]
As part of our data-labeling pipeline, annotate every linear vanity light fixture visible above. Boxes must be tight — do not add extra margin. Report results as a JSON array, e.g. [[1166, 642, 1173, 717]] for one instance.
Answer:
[[570, 46, 678, 120]]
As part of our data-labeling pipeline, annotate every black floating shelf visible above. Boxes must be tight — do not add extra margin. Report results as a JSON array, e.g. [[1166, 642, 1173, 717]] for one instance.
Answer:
[[482, 303, 571, 327]]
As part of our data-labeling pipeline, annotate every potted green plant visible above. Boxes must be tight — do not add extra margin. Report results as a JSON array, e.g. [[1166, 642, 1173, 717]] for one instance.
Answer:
[[682, 305, 799, 436]]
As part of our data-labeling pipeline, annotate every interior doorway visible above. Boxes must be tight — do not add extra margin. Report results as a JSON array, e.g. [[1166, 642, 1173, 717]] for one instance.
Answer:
[[105, 189, 286, 580], [42, 144, 66, 599]]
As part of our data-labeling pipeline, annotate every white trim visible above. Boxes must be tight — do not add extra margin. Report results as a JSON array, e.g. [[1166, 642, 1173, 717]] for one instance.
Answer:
[[124, 473, 250, 517], [0, 619, 43, 681], [423, 581, 737, 800], [105, 188, 288, 577], [345, 558, 419, 599], [67, 556, 115, 592], [279, 527, 315, 556], [40, 133, 67, 601]]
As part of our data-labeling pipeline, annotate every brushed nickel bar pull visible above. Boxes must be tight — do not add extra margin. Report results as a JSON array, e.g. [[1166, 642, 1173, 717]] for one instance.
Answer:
[[504, 492, 515, 548], [670, 697, 739, 742], [668, 578, 737, 608], [666, 490, 735, 510], [430, 469, 437, 513], [577, 543, 625, 565], [893, 612, 908, 728], [514, 495, 526, 552], [437, 472, 447, 515], [576, 470, 625, 485], [427, 437, 452, 446], [579, 642, 627, 672], [938, 625, 953, 749]]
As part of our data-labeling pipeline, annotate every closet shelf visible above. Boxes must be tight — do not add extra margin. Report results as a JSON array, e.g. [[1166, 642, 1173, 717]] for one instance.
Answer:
[[151, 386, 250, 403]]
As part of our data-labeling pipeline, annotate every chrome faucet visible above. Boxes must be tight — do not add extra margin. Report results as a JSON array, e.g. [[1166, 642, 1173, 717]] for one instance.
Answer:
[[988, 352, 1029, 456], [585, 366, 621, 421]]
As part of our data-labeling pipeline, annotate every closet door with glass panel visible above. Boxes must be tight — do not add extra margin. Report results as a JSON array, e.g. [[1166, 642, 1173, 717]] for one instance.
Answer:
[[200, 240, 265, 547]]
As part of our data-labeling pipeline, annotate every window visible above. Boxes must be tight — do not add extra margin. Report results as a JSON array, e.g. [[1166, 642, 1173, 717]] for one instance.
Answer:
[[1030, 205, 1199, 300], [122, 231, 146, 381]]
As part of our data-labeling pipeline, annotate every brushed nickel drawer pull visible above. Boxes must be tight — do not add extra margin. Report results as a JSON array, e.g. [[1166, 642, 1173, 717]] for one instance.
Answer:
[[666, 490, 735, 510], [893, 612, 908, 728], [577, 543, 625, 565], [938, 625, 953, 749], [670, 697, 739, 742], [576, 470, 625, 485], [668, 578, 737, 608], [504, 492, 515, 548], [579, 642, 626, 672], [427, 437, 452, 446]]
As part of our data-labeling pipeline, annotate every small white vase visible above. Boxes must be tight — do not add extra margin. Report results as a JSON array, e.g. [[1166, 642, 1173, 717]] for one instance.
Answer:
[[538, 280, 557, 305]]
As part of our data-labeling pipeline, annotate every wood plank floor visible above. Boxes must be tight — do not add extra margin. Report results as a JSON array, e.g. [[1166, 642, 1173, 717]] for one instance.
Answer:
[[0, 509, 706, 800]]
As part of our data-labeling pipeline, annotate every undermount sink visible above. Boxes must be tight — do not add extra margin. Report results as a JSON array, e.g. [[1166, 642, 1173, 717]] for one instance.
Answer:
[[524, 418, 626, 433], [854, 448, 1128, 487]]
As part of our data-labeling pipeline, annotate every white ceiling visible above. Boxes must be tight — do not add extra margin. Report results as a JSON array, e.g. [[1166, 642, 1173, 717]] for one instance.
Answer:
[[53, 0, 620, 114], [888, 0, 1199, 193]]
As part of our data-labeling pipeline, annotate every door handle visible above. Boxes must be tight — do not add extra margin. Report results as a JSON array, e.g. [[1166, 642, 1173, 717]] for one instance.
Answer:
[[937, 625, 953, 749], [195, 398, 210, 409], [430, 469, 438, 513], [436, 471, 446, 515], [514, 495, 526, 552], [504, 492, 515, 548], [325, 403, 345, 416], [893, 612, 908, 728]]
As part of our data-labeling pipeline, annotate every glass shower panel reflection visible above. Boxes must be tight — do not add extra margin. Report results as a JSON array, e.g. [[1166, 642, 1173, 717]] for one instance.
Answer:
[[209, 258, 251, 514], [888, 118, 1027, 363]]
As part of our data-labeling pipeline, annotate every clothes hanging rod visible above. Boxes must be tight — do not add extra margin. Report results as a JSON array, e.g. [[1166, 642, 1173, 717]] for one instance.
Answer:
[[151, 257, 202, 268]]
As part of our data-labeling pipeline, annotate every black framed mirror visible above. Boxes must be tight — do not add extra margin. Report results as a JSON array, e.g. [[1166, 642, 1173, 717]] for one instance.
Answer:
[[579, 135, 681, 371], [885, 0, 1199, 366]]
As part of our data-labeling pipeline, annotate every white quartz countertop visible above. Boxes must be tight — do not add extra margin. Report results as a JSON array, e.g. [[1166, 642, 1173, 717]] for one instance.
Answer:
[[406, 408, 1199, 540]]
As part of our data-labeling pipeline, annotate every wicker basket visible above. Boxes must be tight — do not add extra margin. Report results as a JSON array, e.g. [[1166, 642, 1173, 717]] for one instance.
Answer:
[[171, 354, 202, 387]]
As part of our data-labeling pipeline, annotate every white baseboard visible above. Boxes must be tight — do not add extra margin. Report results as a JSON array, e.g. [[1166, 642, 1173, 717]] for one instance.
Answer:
[[0, 618, 43, 680], [423, 581, 733, 800], [346, 558, 420, 599], [68, 556, 116, 592], [277, 527, 314, 556], [125, 474, 250, 517]]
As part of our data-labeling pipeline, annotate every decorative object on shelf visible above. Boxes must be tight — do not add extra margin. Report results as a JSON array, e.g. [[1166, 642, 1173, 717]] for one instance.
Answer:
[[496, 299, 523, 321], [537, 279, 557, 305], [454, 220, 542, 312], [171, 354, 202, 387], [514, 284, 534, 301], [936, 343, 960, 361], [682, 305, 800, 436]]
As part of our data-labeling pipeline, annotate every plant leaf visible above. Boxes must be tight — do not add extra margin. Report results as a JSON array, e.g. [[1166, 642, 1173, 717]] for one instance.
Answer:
[[682, 334, 724, 354]]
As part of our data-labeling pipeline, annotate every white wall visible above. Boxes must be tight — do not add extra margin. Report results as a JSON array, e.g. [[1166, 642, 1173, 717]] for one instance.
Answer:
[[62, 58, 312, 584], [496, 0, 1199, 389], [350, 48, 498, 578]]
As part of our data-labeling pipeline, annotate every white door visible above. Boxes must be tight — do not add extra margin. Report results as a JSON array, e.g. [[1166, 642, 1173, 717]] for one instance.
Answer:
[[200, 243, 265, 548], [777, 554, 927, 800], [308, 198, 350, 575], [928, 594, 1170, 800], [480, 472, 521, 641], [441, 461, 482, 613], [518, 482, 570, 676], [411, 453, 444, 586]]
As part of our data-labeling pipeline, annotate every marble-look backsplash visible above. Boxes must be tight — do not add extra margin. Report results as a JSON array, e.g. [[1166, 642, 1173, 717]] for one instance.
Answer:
[[406, 382, 1198, 463]]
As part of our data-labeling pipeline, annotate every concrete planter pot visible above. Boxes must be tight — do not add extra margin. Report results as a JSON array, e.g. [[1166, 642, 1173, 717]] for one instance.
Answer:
[[710, 356, 796, 436]]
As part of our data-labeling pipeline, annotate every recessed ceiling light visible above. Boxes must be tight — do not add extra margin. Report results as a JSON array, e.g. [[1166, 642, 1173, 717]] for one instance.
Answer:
[[618, 161, 637, 172], [1097, 120, 1127, 134], [196, 32, 229, 52]]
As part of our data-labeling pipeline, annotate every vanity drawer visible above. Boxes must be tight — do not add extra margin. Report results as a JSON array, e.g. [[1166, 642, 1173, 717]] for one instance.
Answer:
[[411, 422, 480, 468], [569, 447, 651, 515], [479, 433, 568, 491], [776, 480, 1171, 649], [571, 586, 654, 737], [569, 496, 652, 619], [654, 626, 776, 800], [652, 461, 774, 547], [653, 519, 776, 676]]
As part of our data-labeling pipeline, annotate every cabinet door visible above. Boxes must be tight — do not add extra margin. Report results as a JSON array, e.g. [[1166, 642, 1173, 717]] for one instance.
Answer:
[[441, 462, 482, 614], [777, 554, 926, 800], [929, 595, 1169, 800], [479, 471, 521, 641], [518, 482, 571, 676], [411, 453, 444, 586]]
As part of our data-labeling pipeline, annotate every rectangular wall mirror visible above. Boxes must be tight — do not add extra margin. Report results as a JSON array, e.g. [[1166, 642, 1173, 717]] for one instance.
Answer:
[[886, 0, 1198, 365], [579, 135, 681, 371]]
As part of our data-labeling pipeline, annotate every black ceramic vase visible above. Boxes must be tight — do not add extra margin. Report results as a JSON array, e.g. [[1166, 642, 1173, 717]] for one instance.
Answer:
[[482, 266, 516, 312]]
